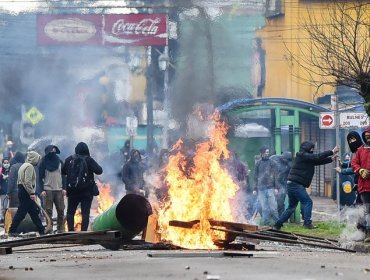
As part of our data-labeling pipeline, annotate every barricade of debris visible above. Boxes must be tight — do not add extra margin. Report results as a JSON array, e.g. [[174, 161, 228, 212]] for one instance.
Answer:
[[0, 194, 359, 255]]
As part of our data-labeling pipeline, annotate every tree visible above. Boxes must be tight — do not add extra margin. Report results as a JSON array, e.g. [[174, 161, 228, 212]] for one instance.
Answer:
[[287, 1, 369, 114]]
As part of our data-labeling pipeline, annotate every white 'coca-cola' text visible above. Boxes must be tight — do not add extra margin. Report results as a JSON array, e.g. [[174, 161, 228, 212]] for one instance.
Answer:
[[111, 18, 161, 36]]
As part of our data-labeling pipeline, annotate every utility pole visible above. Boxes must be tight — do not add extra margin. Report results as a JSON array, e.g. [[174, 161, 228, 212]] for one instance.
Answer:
[[331, 94, 341, 215], [146, 46, 155, 155]]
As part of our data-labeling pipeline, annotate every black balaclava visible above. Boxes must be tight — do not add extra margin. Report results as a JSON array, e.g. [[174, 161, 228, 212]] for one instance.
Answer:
[[44, 145, 61, 172], [347, 131, 363, 153]]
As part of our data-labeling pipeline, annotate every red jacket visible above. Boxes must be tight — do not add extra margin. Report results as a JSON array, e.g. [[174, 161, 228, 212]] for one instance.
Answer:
[[351, 146, 370, 193]]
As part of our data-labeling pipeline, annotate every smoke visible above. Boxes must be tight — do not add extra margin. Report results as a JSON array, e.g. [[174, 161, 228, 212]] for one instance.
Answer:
[[339, 206, 366, 242]]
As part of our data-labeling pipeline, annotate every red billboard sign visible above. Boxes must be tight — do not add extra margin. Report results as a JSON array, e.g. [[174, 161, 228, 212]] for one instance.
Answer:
[[104, 14, 167, 46], [37, 14, 167, 46]]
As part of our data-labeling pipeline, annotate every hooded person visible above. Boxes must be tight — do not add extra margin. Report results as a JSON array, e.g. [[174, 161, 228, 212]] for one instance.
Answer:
[[122, 149, 146, 196], [274, 141, 339, 230], [351, 126, 370, 242], [120, 140, 131, 165], [347, 131, 363, 154], [343, 131, 363, 204], [8, 150, 45, 236], [62, 142, 103, 231], [39, 145, 65, 233], [7, 151, 25, 207]]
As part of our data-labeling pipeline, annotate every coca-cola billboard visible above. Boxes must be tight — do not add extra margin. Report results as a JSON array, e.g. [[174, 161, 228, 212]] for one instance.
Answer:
[[37, 14, 167, 46], [103, 14, 167, 46]]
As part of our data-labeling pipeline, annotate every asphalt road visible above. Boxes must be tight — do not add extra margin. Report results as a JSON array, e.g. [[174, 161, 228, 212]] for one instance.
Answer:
[[1, 242, 370, 280], [1, 197, 368, 280]]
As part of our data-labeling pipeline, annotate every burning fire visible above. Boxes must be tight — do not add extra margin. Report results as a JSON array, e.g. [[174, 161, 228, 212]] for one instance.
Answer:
[[65, 181, 115, 232], [96, 180, 115, 213], [158, 112, 239, 249]]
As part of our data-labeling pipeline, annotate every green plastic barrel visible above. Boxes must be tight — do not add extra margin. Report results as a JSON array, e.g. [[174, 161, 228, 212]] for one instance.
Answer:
[[92, 194, 152, 240]]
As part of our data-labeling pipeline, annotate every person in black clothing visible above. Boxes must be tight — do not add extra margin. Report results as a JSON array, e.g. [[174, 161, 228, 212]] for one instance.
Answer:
[[62, 142, 103, 231], [122, 149, 146, 196], [274, 141, 339, 230], [7, 152, 25, 207], [120, 140, 131, 165]]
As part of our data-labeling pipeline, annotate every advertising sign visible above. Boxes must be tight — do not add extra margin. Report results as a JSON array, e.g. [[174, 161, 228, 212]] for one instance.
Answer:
[[38, 14, 167, 46], [103, 14, 167, 46], [37, 15, 102, 45]]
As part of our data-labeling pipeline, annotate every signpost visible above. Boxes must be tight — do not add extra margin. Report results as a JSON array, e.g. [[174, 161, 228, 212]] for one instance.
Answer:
[[126, 116, 138, 151], [319, 112, 335, 129], [339, 112, 369, 128], [320, 112, 369, 129]]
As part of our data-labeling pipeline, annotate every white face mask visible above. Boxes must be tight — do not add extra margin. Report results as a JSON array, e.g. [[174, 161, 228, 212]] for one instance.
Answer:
[[3, 163, 10, 169]]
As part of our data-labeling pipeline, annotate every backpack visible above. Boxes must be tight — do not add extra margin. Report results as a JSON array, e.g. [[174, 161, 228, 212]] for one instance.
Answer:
[[66, 155, 89, 190]]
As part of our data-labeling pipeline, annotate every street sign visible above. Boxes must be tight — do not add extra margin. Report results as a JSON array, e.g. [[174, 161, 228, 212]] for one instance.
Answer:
[[319, 112, 335, 129], [25, 106, 44, 125], [126, 116, 138, 136], [339, 112, 369, 128]]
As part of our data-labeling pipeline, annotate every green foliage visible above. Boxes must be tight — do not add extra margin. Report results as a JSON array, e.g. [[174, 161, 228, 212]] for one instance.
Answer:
[[281, 221, 345, 240]]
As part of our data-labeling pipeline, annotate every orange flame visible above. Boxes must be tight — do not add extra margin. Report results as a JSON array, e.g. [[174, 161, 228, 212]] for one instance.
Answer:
[[96, 180, 115, 213], [158, 112, 239, 249]]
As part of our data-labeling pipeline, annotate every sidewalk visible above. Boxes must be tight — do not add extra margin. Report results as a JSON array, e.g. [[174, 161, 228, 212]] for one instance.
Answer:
[[311, 195, 338, 222]]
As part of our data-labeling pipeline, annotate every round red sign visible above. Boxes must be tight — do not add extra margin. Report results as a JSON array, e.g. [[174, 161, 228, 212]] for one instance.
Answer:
[[322, 115, 334, 126]]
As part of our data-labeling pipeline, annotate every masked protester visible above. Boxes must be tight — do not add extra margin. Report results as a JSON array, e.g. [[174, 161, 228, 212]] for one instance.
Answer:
[[351, 126, 370, 242], [274, 141, 339, 230], [62, 142, 103, 232], [345, 131, 364, 205], [8, 151, 45, 236], [254, 146, 279, 226], [122, 149, 146, 196], [39, 145, 65, 233], [0, 158, 10, 222]]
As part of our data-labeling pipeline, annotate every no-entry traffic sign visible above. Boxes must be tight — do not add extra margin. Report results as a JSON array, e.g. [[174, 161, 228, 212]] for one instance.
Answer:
[[319, 112, 335, 129]]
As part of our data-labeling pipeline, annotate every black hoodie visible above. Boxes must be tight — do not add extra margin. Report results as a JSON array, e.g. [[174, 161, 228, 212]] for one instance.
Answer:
[[62, 142, 103, 196], [288, 141, 334, 188]]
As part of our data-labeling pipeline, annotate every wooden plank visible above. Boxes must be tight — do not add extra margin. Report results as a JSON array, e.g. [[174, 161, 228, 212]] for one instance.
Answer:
[[211, 227, 355, 253], [0, 230, 122, 248], [169, 220, 200, 228], [208, 220, 259, 232], [144, 214, 161, 243]]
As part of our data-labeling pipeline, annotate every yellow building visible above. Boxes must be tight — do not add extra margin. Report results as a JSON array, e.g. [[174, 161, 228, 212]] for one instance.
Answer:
[[257, 0, 340, 101]]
